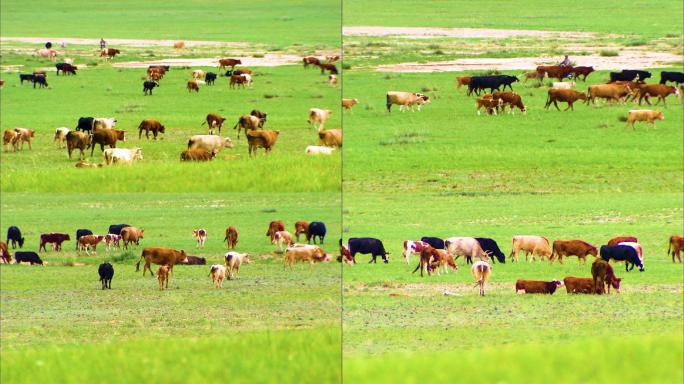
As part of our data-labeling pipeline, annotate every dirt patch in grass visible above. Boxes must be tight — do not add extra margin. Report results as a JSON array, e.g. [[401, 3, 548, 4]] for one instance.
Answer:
[[377, 50, 684, 72], [112, 54, 302, 69], [0, 36, 250, 48], [343, 26, 597, 39]]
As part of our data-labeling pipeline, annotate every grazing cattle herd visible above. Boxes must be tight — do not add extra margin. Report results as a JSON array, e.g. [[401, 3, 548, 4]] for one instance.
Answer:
[[4, 50, 341, 162]]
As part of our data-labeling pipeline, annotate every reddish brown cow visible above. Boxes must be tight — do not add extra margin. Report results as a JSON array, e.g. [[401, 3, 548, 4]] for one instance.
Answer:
[[101, 48, 120, 58], [591, 259, 622, 294], [201, 113, 227, 134], [229, 75, 247, 89], [219, 58, 241, 70], [545, 89, 587, 111], [668, 235, 684, 263], [492, 92, 526, 113], [318, 63, 338, 75], [607, 236, 638, 246], [266, 221, 285, 243], [246, 130, 280, 156], [570, 66, 595, 81], [515, 280, 562, 294], [638, 84, 679, 106], [121, 227, 144, 249], [138, 119, 165, 140], [303, 56, 321, 68], [136, 247, 188, 277], [90, 129, 125, 156], [0, 241, 11, 263], [78, 235, 105, 255], [294, 221, 309, 242], [180, 148, 216, 161], [224, 226, 239, 249], [551, 240, 598, 265], [536, 65, 574, 81], [39, 233, 70, 252], [563, 277, 598, 294], [456, 76, 471, 89], [187, 80, 200, 92]]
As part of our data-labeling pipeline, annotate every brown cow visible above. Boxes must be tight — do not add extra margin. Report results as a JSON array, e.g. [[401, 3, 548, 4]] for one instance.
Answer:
[[284, 245, 329, 270], [266, 221, 285, 243], [13, 128, 35, 150], [545, 89, 587, 111], [318, 129, 342, 147], [121, 227, 144, 249], [78, 235, 104, 255], [136, 247, 188, 277], [224, 226, 238, 249], [588, 83, 632, 104], [66, 131, 91, 160], [318, 63, 338, 75], [536, 65, 574, 81], [607, 236, 638, 246], [3, 129, 20, 152], [570, 66, 595, 81], [591, 259, 622, 294], [187, 80, 200, 92], [0, 241, 11, 263], [523, 71, 542, 83], [90, 129, 125, 156], [157, 265, 170, 290], [551, 240, 598, 265], [625, 110, 664, 129], [492, 92, 526, 113], [229, 75, 247, 89], [233, 115, 261, 139], [246, 130, 280, 156], [515, 280, 562, 294], [563, 277, 598, 294], [138, 119, 165, 139], [476, 95, 503, 115], [180, 148, 216, 161], [219, 58, 241, 70], [100, 48, 120, 58], [456, 76, 472, 89], [201, 113, 227, 135], [303, 56, 321, 68], [294, 221, 309, 242], [668, 235, 684, 263], [342, 98, 359, 110], [637, 84, 679, 106]]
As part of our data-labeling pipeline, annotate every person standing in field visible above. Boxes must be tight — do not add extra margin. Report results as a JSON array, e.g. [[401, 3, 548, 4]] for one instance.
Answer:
[[100, 38, 106, 50]]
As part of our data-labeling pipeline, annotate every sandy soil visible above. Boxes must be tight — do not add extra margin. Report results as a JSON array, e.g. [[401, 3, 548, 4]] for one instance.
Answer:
[[377, 51, 684, 72], [0, 36, 248, 48], [344, 26, 596, 39]]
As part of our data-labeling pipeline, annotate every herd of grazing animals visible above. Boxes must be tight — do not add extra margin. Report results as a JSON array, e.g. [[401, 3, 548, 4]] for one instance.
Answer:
[[4, 47, 342, 162], [0, 219, 331, 290], [339, 234, 683, 296]]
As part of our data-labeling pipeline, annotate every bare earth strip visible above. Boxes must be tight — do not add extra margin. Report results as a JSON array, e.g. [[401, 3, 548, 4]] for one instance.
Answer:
[[112, 54, 302, 68], [0, 36, 249, 48], [343, 26, 597, 39], [377, 51, 684, 72]]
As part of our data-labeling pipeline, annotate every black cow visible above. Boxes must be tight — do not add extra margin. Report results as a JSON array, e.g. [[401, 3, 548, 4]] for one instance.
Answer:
[[143, 81, 159, 95], [600, 245, 644, 272], [6, 226, 24, 249], [15, 251, 43, 265], [178, 256, 206, 265], [56, 63, 77, 75], [19, 74, 35, 84], [421, 236, 445, 250], [475, 237, 505, 264], [75, 229, 93, 249], [205, 72, 217, 85], [33, 76, 48, 88], [660, 71, 684, 85], [609, 70, 652, 82], [468, 75, 518, 96], [75, 117, 95, 133], [108, 224, 131, 235], [307, 222, 327, 244], [98, 262, 114, 289], [348, 237, 389, 263]]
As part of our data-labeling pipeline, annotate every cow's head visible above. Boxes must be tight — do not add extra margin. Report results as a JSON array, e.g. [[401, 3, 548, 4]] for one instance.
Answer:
[[222, 137, 234, 148], [18, 237, 25, 247], [588, 246, 598, 257], [178, 250, 188, 262], [133, 148, 143, 160], [159, 125, 165, 133], [242, 254, 251, 264]]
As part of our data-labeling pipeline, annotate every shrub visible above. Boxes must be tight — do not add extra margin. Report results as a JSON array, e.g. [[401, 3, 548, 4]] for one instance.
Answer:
[[600, 50, 619, 57]]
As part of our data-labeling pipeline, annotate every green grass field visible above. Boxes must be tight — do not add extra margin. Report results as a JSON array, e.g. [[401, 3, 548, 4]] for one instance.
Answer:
[[0, 58, 340, 193], [0, 192, 341, 383], [1, 0, 341, 47], [341, 17, 683, 381], [344, 0, 683, 39]]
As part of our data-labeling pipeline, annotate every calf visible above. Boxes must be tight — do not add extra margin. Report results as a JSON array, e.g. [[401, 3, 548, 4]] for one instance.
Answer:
[[103, 148, 143, 165], [318, 63, 338, 75], [180, 148, 216, 161], [138, 119, 165, 140], [471, 261, 491, 296], [56, 63, 77, 75], [13, 128, 35, 150], [98, 262, 114, 289], [342, 98, 359, 110], [274, 231, 293, 251], [476, 95, 502, 115], [308, 108, 333, 129], [202, 114, 227, 134], [625, 109, 664, 129], [492, 92, 526, 113], [402, 240, 430, 264], [33, 76, 48, 88], [209, 265, 226, 288], [3, 130, 20, 152], [143, 81, 159, 95], [229, 75, 247, 89], [179, 256, 207, 265], [600, 245, 644, 272], [0, 241, 11, 263], [591, 259, 622, 294], [104, 234, 121, 252], [188, 135, 233, 154], [157, 265, 170, 290], [515, 279, 562, 294], [306, 145, 335, 155], [224, 226, 239, 249], [15, 251, 43, 265], [54, 127, 70, 148], [386, 91, 430, 112], [563, 277, 597, 294], [456, 76, 472, 88], [6, 226, 24, 249], [318, 129, 342, 148], [668, 235, 684, 263], [551, 240, 598, 265], [193, 229, 207, 248], [187, 80, 200, 92], [39, 233, 70, 252], [294, 221, 309, 242], [66, 131, 91, 160], [224, 252, 250, 279]]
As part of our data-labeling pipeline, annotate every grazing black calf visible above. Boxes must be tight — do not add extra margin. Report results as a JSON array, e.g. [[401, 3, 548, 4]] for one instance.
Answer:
[[6, 226, 24, 249], [143, 81, 159, 95], [348, 237, 390, 263], [205, 72, 217, 85], [15, 252, 43, 265], [660, 71, 684, 85], [307, 221, 327, 244], [421, 236, 445, 250], [75, 229, 93, 249], [75, 117, 95, 133], [600, 245, 644, 272], [98, 262, 114, 289], [19, 74, 35, 84], [475, 237, 506, 264], [33, 76, 48, 88], [108, 224, 131, 235]]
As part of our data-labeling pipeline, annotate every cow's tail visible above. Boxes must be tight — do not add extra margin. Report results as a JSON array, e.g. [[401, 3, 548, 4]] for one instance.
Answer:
[[200, 120, 206, 127], [135, 255, 143, 272], [667, 237, 672, 256], [386, 94, 391, 113]]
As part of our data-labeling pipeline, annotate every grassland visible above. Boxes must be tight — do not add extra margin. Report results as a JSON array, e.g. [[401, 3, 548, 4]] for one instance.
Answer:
[[343, 0, 683, 39], [0, 0, 341, 47], [0, 192, 341, 383], [0, 52, 341, 193], [341, 39, 683, 384]]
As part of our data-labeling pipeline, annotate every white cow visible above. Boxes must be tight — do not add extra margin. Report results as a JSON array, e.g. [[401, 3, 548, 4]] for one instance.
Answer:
[[103, 148, 143, 165], [308, 108, 332, 129], [209, 264, 226, 288], [224, 252, 250, 280], [94, 117, 117, 130], [188, 135, 234, 153], [386, 91, 431, 112], [445, 237, 489, 264], [552, 81, 576, 90], [305, 145, 335, 155]]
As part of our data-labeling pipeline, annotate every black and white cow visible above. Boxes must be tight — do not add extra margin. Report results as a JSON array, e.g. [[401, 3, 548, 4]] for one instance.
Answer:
[[600, 245, 644, 272]]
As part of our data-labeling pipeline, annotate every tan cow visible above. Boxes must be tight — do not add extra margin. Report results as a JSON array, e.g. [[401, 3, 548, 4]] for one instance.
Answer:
[[3, 130, 20, 152], [445, 237, 489, 264], [588, 83, 631, 104], [294, 221, 309, 242], [625, 110, 664, 129], [318, 129, 342, 148], [13, 128, 35, 150], [510, 235, 552, 262], [233, 115, 261, 139], [668, 235, 684, 263], [224, 226, 238, 249], [246, 130, 280, 156], [342, 98, 358, 111], [209, 264, 226, 288], [274, 231, 293, 252], [157, 265, 170, 290], [284, 245, 329, 270], [471, 261, 492, 296], [187, 80, 200, 92], [136, 247, 188, 277], [121, 227, 144, 249], [66, 131, 91, 160], [386, 91, 431, 112], [308, 108, 333, 129], [187, 135, 233, 154], [224, 251, 250, 279], [180, 148, 216, 161]]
